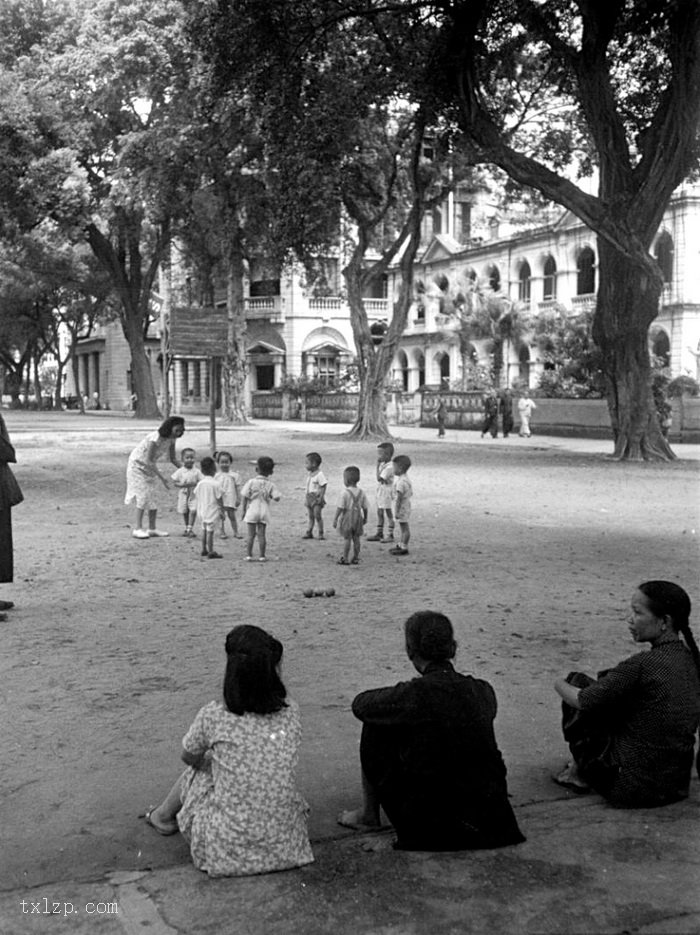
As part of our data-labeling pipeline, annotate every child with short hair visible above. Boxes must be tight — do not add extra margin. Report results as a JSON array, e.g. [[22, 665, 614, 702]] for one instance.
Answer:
[[215, 450, 243, 539], [240, 456, 281, 562], [171, 448, 203, 537], [333, 466, 369, 565], [390, 454, 412, 556], [193, 456, 224, 559], [302, 452, 327, 540], [366, 442, 395, 543]]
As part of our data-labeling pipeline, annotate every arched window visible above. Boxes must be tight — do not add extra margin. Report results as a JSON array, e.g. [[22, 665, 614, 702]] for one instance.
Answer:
[[518, 261, 531, 302], [576, 247, 596, 295], [651, 330, 670, 368], [436, 352, 450, 388], [655, 232, 674, 284], [396, 351, 409, 392], [518, 344, 531, 384], [543, 255, 557, 300], [466, 267, 477, 283], [486, 264, 501, 292]]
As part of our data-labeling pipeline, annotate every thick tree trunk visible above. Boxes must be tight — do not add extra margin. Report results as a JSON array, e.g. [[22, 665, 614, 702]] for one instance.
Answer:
[[122, 314, 160, 420], [347, 347, 392, 439], [594, 240, 675, 461], [222, 238, 248, 424]]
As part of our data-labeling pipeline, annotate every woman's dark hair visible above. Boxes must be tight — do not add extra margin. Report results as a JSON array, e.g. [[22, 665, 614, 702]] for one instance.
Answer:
[[223, 625, 287, 715], [158, 416, 185, 438], [344, 465, 360, 485], [405, 611, 456, 662], [256, 456, 275, 476], [638, 580, 699, 675]]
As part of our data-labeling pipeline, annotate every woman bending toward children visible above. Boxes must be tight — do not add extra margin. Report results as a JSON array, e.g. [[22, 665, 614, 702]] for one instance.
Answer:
[[144, 625, 314, 877], [554, 580, 700, 807], [240, 456, 281, 562], [339, 611, 525, 851], [124, 416, 185, 538]]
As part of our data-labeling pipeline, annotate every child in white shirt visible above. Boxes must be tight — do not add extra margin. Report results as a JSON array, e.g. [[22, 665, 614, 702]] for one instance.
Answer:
[[171, 448, 203, 537], [215, 450, 243, 539], [302, 451, 327, 540], [193, 457, 224, 559], [390, 455, 412, 556]]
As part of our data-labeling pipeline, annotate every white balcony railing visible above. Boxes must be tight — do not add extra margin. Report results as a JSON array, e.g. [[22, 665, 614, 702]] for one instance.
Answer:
[[363, 298, 390, 318], [244, 296, 285, 322], [571, 293, 596, 311], [308, 297, 343, 313]]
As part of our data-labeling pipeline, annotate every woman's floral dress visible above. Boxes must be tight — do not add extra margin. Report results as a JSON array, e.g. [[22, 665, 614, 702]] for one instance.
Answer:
[[176, 700, 314, 877], [124, 431, 172, 510]]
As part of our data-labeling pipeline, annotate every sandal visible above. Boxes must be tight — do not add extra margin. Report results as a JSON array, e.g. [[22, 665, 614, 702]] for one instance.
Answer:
[[337, 557, 349, 565], [350, 557, 359, 565], [143, 807, 178, 836]]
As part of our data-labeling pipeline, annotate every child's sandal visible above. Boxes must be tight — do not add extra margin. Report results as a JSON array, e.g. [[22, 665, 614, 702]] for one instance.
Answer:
[[337, 557, 349, 565]]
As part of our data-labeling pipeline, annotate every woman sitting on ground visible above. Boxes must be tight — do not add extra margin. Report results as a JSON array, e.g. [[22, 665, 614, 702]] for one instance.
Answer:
[[338, 610, 525, 851], [554, 580, 700, 807], [144, 625, 314, 877]]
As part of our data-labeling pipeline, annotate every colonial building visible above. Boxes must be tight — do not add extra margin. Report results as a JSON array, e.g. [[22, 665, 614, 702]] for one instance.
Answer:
[[71, 182, 700, 413]]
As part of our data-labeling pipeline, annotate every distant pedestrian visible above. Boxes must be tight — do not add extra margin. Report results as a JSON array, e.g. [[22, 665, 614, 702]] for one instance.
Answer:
[[518, 392, 537, 437], [500, 389, 514, 438], [302, 451, 327, 540], [333, 466, 369, 565], [0, 413, 23, 622], [194, 457, 224, 559], [481, 391, 498, 438], [436, 396, 446, 438], [240, 456, 281, 562], [366, 442, 395, 543]]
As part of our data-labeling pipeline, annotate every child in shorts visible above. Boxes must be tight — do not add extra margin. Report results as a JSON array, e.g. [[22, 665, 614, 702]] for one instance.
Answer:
[[302, 452, 327, 540], [193, 456, 224, 559], [171, 448, 203, 537], [365, 442, 395, 543], [390, 455, 412, 556], [333, 466, 369, 565], [215, 450, 242, 539]]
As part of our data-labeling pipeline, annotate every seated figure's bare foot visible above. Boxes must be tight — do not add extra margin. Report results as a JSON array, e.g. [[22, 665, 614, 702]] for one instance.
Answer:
[[143, 806, 179, 835], [552, 762, 591, 794], [360, 836, 396, 853], [337, 808, 385, 832]]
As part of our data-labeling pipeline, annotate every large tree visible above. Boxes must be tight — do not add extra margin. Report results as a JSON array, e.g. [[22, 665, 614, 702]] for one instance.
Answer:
[[202, 0, 700, 458], [188, 0, 469, 437]]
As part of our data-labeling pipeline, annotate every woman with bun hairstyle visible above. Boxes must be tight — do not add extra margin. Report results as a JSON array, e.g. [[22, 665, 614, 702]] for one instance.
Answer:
[[338, 611, 525, 851], [554, 581, 700, 807]]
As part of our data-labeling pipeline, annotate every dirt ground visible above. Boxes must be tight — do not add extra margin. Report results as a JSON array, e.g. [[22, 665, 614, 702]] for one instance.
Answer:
[[1, 411, 699, 893]]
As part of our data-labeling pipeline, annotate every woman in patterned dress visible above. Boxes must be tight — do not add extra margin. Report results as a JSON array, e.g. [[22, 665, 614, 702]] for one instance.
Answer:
[[124, 416, 185, 538], [144, 625, 314, 877], [554, 581, 700, 806]]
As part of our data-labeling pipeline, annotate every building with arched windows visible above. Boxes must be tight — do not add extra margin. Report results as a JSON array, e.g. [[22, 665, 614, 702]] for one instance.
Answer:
[[386, 182, 700, 392], [69, 182, 700, 411]]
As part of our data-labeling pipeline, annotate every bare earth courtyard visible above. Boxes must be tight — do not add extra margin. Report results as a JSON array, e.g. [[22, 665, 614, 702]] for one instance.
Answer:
[[1, 411, 699, 933]]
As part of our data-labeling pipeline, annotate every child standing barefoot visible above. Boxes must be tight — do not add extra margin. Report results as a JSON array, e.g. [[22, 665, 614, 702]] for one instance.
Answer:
[[302, 452, 327, 540], [193, 457, 224, 559], [240, 456, 281, 562], [365, 442, 395, 543], [333, 466, 369, 565], [215, 450, 243, 539], [171, 448, 202, 537], [390, 455, 412, 556], [143, 624, 314, 877]]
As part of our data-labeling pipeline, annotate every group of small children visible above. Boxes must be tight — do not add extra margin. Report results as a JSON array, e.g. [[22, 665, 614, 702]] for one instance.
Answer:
[[171, 450, 244, 560], [170, 442, 412, 566], [303, 442, 412, 565]]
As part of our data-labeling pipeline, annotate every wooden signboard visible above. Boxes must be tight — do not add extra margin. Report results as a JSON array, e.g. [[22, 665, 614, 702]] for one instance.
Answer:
[[169, 306, 228, 356]]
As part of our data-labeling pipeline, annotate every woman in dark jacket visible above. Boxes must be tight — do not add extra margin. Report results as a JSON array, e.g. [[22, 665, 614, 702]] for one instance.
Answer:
[[338, 611, 525, 851], [0, 413, 23, 621], [554, 580, 700, 806]]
